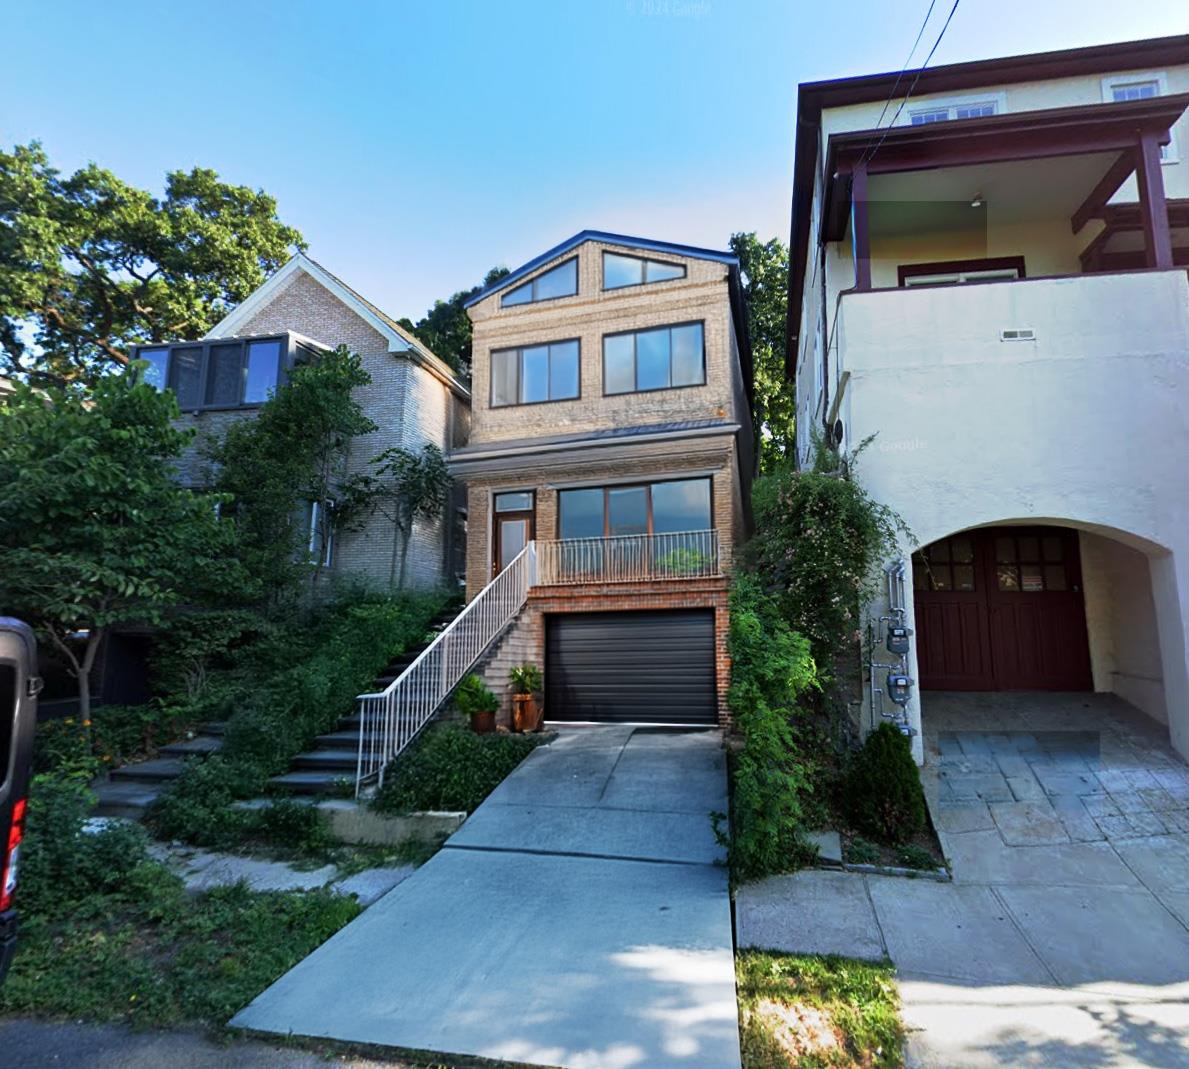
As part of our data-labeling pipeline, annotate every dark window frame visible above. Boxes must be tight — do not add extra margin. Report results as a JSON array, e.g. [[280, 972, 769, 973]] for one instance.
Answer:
[[897, 256, 1027, 288], [132, 334, 295, 413], [489, 337, 582, 408], [499, 256, 580, 308], [557, 476, 715, 539], [601, 250, 688, 291], [601, 320, 707, 396]]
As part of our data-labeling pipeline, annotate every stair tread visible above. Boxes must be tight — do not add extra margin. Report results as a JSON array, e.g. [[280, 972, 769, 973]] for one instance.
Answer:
[[292, 749, 358, 766], [315, 731, 360, 747], [109, 757, 188, 781], [200, 722, 228, 736], [160, 736, 223, 756], [269, 771, 349, 794]]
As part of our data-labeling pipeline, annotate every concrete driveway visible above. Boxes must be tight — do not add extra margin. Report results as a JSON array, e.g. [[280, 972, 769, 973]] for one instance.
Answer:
[[233, 726, 741, 1069], [738, 693, 1189, 1068]]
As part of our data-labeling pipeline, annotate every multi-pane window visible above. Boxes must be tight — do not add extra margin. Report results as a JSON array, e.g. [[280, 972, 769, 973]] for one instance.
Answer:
[[1104, 75, 1175, 160], [602, 322, 704, 395], [558, 478, 712, 539], [135, 336, 289, 410], [908, 99, 998, 124], [490, 339, 580, 407], [1110, 79, 1158, 102], [500, 257, 578, 307], [913, 535, 977, 592], [899, 258, 1025, 288], [994, 533, 1068, 593], [602, 252, 687, 290]]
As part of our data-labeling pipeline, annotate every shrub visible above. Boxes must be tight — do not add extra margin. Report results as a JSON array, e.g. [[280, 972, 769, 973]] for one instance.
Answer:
[[451, 674, 498, 718], [508, 664, 542, 694], [845, 724, 926, 845], [373, 726, 544, 815], [722, 574, 820, 881]]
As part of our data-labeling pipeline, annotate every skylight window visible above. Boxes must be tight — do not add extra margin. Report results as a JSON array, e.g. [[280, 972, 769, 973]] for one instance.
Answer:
[[500, 257, 578, 307]]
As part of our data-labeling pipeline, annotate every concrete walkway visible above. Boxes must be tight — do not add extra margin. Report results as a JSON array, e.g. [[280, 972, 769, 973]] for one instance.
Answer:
[[232, 727, 740, 1069], [738, 693, 1189, 1068]]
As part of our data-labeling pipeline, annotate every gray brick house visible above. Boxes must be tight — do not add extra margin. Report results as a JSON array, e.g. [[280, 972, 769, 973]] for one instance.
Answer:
[[133, 253, 470, 591]]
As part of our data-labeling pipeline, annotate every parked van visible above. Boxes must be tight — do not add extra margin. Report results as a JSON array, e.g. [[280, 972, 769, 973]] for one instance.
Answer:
[[0, 619, 38, 984]]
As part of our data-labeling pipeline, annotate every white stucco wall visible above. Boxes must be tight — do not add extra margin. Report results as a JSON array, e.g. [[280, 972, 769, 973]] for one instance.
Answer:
[[837, 269, 1189, 760]]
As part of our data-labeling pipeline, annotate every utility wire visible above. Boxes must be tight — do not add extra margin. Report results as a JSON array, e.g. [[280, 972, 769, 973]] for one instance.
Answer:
[[858, 0, 963, 168], [867, 0, 939, 136]]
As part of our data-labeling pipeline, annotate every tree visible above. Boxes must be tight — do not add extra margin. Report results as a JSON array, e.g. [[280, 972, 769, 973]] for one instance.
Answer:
[[370, 444, 453, 589], [0, 141, 304, 384], [0, 372, 239, 736], [398, 266, 509, 379], [729, 232, 795, 473], [205, 345, 379, 604]]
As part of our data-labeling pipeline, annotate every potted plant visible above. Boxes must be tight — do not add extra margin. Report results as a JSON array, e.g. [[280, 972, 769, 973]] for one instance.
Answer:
[[454, 673, 498, 734], [509, 664, 544, 733]]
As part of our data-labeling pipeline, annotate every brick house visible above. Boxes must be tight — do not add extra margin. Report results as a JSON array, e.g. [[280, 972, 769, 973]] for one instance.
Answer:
[[132, 253, 470, 591], [450, 231, 755, 727]]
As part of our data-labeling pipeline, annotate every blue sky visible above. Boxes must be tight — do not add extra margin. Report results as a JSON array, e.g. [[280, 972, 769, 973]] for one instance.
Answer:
[[3, 1, 1186, 319]]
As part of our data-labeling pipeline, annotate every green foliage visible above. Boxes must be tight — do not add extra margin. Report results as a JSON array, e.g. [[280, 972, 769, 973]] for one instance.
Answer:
[[0, 372, 241, 728], [508, 663, 543, 694], [736, 951, 904, 1068], [369, 443, 453, 589], [451, 673, 499, 718], [749, 445, 907, 671], [148, 591, 447, 846], [372, 725, 545, 815], [150, 609, 266, 704], [723, 574, 821, 881], [204, 345, 379, 604], [657, 546, 712, 576], [845, 724, 926, 846], [397, 265, 510, 378], [0, 141, 303, 385], [729, 232, 794, 474]]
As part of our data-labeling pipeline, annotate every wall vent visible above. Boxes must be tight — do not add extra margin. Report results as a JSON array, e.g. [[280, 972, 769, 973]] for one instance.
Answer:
[[1000, 328, 1036, 342]]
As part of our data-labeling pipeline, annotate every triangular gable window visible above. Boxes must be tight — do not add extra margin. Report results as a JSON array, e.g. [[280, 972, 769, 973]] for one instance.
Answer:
[[603, 251, 687, 290], [500, 257, 578, 307]]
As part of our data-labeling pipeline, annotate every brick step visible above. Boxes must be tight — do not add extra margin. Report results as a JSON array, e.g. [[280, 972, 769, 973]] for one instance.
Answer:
[[290, 749, 358, 771], [93, 780, 163, 819], [109, 757, 188, 783], [269, 770, 349, 795]]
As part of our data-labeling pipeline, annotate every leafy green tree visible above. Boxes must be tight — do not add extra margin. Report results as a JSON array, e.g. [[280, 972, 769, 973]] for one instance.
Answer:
[[205, 345, 379, 603], [370, 444, 453, 589], [398, 266, 509, 379], [729, 232, 795, 473], [0, 372, 239, 736], [0, 141, 303, 384]]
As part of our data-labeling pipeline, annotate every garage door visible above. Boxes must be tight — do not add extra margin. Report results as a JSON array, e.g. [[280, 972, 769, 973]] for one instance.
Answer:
[[546, 610, 716, 725]]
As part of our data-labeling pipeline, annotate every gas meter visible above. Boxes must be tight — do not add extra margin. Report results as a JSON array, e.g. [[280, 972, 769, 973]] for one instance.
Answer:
[[886, 672, 914, 706], [886, 624, 912, 656]]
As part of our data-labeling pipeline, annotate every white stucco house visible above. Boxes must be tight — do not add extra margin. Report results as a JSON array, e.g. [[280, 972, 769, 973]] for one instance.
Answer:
[[788, 35, 1189, 761]]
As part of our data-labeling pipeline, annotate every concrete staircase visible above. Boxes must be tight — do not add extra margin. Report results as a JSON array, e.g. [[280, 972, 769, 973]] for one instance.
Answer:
[[270, 604, 462, 796], [92, 722, 226, 819]]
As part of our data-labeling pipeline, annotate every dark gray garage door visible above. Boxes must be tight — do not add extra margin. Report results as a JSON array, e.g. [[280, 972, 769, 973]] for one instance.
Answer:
[[545, 610, 716, 725]]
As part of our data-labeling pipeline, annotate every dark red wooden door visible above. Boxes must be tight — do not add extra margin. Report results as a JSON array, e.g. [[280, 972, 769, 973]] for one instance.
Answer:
[[913, 527, 1092, 691]]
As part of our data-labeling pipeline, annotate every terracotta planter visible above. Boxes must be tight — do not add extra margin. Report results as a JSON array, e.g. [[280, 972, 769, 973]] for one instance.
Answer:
[[512, 693, 542, 733], [470, 710, 496, 735]]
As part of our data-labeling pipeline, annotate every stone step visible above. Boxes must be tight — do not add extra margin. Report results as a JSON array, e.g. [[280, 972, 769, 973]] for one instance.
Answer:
[[93, 780, 163, 818], [160, 735, 224, 757], [314, 729, 360, 749], [269, 770, 349, 795], [201, 721, 228, 736], [291, 749, 358, 771], [109, 757, 188, 783]]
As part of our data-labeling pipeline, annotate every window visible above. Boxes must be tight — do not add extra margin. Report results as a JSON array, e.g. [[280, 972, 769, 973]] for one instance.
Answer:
[[303, 500, 334, 567], [490, 339, 579, 406], [602, 322, 704, 395], [500, 257, 578, 307], [136, 336, 287, 410], [494, 491, 533, 512], [558, 478, 712, 539], [906, 94, 1003, 125], [603, 252, 687, 290], [898, 257, 1025, 288], [1102, 72, 1176, 161]]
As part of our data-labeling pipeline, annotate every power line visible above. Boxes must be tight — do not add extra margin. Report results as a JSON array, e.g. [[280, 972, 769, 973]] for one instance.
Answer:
[[867, 0, 939, 136], [858, 0, 963, 168]]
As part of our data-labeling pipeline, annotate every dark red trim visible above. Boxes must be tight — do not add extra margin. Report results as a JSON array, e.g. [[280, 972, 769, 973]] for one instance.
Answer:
[[786, 34, 1189, 377], [897, 256, 1026, 287], [1137, 131, 1174, 268], [1071, 151, 1135, 234], [851, 163, 871, 290]]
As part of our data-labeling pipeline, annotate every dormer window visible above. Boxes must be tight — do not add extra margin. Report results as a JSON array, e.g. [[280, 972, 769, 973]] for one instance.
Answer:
[[603, 252, 687, 290], [500, 257, 578, 307]]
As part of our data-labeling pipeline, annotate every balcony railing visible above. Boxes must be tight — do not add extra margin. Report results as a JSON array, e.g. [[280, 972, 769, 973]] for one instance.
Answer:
[[536, 530, 721, 585]]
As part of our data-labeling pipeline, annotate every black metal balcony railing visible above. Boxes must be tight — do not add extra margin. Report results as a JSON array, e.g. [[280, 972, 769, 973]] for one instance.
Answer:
[[536, 530, 721, 585]]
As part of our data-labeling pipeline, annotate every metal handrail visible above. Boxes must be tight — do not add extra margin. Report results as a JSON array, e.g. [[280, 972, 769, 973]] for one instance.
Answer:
[[536, 529, 720, 585], [355, 542, 537, 794]]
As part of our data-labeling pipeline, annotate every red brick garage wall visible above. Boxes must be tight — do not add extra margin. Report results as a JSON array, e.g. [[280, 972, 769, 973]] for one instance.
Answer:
[[519, 578, 732, 728]]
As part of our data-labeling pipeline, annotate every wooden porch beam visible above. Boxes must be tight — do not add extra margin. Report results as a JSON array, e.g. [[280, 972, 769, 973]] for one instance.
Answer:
[[1136, 131, 1174, 270], [851, 163, 871, 291], [1071, 150, 1135, 234]]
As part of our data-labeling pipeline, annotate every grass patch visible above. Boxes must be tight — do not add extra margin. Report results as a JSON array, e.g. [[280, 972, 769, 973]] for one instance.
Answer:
[[737, 951, 904, 1069], [372, 725, 549, 815], [0, 863, 359, 1028]]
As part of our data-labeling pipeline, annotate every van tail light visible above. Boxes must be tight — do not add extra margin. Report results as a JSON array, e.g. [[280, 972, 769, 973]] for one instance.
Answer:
[[0, 798, 26, 912]]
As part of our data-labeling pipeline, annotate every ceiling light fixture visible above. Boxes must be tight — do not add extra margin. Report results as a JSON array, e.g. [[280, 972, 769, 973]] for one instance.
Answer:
[[970, 192, 984, 208]]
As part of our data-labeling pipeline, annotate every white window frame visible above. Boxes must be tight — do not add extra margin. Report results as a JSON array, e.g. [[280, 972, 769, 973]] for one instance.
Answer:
[[307, 500, 334, 568], [1101, 71, 1178, 163], [903, 91, 1007, 126]]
